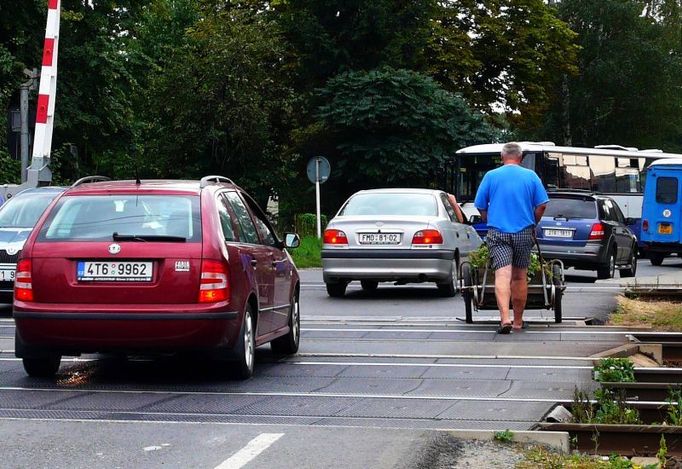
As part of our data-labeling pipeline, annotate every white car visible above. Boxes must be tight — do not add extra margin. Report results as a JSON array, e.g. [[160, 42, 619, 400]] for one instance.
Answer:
[[322, 188, 482, 297]]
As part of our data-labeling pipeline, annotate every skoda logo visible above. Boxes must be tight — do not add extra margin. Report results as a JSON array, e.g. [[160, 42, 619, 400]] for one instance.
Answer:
[[5, 247, 19, 256], [108, 243, 121, 255]]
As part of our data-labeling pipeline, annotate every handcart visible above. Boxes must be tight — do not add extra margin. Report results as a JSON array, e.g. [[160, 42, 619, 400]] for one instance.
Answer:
[[459, 241, 566, 324]]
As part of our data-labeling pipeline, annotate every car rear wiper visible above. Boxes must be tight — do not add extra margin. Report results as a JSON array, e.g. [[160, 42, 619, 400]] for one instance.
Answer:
[[112, 232, 186, 242]]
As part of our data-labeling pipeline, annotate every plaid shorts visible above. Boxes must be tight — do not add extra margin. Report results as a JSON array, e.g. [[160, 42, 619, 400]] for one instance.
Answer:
[[486, 227, 535, 270]]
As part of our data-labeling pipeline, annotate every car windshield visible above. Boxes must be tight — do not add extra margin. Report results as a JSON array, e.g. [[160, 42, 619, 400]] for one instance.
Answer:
[[545, 197, 597, 219], [0, 192, 60, 228], [340, 193, 438, 216], [38, 195, 201, 242]]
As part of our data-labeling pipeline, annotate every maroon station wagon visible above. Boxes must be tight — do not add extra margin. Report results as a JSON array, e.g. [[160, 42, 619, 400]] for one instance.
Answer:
[[13, 176, 301, 379]]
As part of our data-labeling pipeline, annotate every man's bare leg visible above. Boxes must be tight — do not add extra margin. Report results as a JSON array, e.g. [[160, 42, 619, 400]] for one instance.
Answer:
[[494, 265, 512, 326], [511, 267, 528, 329]]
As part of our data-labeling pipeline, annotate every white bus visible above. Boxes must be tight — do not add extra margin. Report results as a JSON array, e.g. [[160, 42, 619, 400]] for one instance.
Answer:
[[453, 142, 682, 222]]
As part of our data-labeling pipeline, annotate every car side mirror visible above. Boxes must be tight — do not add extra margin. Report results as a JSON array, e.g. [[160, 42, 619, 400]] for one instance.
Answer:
[[624, 217, 636, 226], [284, 233, 300, 249], [468, 215, 482, 225]]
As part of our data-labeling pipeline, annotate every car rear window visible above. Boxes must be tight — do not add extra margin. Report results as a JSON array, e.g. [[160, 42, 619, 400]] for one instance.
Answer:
[[656, 177, 678, 204], [544, 197, 597, 219], [0, 192, 59, 228], [340, 193, 437, 216], [37, 195, 201, 242]]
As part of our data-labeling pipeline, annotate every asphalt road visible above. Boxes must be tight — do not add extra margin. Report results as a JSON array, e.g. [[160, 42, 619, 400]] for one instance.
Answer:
[[0, 258, 674, 468]]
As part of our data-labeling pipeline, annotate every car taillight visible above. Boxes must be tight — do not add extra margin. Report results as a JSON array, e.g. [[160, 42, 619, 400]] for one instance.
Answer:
[[412, 229, 444, 245], [642, 219, 649, 232], [198, 260, 229, 303], [589, 223, 605, 240], [323, 229, 348, 245], [15, 259, 33, 302]]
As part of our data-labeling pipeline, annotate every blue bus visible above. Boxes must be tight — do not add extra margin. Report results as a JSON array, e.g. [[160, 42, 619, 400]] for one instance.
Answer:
[[640, 158, 682, 265]]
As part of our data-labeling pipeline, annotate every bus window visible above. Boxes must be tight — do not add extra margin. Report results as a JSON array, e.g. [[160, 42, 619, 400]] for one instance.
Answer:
[[456, 154, 499, 201], [590, 156, 616, 193], [656, 177, 678, 204]]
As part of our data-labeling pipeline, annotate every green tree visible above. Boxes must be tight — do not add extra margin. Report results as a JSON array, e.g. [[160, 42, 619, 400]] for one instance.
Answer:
[[428, 0, 578, 127], [309, 67, 497, 209], [538, 0, 682, 149], [275, 0, 436, 90], [137, 2, 296, 204]]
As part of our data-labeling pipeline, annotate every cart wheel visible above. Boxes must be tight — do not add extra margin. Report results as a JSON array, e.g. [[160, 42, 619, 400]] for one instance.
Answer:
[[552, 264, 563, 324], [461, 264, 474, 324]]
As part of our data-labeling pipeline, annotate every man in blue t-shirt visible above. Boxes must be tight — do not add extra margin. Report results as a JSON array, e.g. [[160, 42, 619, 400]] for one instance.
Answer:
[[474, 142, 549, 334]]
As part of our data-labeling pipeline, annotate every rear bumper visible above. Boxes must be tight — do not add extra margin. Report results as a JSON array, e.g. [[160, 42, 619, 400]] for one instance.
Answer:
[[537, 242, 606, 268], [641, 242, 682, 254], [14, 303, 241, 356], [321, 248, 454, 282]]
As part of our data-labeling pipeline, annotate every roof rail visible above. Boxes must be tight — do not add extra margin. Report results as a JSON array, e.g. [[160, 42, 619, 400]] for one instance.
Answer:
[[71, 176, 111, 187], [594, 145, 638, 152], [520, 141, 555, 146], [200, 175, 234, 188], [642, 149, 663, 153]]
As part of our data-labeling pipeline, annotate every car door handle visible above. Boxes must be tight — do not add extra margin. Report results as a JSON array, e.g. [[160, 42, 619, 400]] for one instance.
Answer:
[[250, 259, 258, 267]]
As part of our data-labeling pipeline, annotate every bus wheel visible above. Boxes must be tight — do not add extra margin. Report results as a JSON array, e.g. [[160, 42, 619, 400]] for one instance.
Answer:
[[649, 252, 666, 266]]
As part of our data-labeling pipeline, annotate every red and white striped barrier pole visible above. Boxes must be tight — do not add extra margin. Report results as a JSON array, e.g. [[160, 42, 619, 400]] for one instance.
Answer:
[[28, 0, 60, 187]]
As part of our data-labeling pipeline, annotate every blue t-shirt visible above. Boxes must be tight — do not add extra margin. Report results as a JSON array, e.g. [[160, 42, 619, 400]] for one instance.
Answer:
[[474, 164, 549, 233]]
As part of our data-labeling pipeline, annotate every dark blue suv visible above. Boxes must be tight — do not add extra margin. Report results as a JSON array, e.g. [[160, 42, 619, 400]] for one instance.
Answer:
[[536, 191, 637, 279]]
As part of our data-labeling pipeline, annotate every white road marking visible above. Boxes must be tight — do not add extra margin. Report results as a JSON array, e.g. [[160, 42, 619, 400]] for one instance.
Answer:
[[292, 352, 602, 361], [301, 327, 658, 335], [214, 433, 283, 469], [285, 360, 592, 369]]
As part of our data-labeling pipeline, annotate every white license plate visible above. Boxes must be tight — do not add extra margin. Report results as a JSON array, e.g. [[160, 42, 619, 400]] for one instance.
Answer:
[[0, 267, 15, 282], [77, 261, 153, 282], [544, 229, 573, 238], [358, 233, 401, 245]]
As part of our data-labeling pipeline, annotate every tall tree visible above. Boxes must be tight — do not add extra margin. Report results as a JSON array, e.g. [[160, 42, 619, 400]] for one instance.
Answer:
[[309, 67, 497, 210], [427, 0, 578, 127], [137, 1, 296, 204], [536, 0, 682, 149]]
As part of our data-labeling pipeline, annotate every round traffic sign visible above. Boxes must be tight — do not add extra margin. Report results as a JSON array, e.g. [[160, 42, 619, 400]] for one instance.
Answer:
[[306, 156, 331, 184]]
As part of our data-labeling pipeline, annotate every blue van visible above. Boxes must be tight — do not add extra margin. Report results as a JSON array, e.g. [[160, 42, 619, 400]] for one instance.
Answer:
[[641, 158, 682, 265]]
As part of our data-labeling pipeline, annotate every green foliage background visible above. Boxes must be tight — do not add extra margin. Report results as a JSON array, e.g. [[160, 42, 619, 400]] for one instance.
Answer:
[[2, 0, 681, 225]]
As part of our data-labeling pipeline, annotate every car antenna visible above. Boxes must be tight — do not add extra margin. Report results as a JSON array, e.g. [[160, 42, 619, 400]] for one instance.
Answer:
[[130, 143, 141, 185]]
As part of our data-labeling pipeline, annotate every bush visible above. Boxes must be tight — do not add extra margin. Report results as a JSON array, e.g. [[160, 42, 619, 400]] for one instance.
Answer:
[[295, 213, 327, 237], [289, 236, 322, 269]]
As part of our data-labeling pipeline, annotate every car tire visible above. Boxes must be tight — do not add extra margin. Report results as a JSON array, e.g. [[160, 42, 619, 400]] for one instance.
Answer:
[[552, 264, 563, 324], [22, 356, 61, 378], [233, 304, 255, 380], [620, 247, 638, 278], [437, 258, 459, 298], [649, 252, 666, 266], [597, 248, 616, 280], [461, 263, 474, 324], [326, 282, 347, 298], [360, 280, 378, 292], [271, 292, 300, 355]]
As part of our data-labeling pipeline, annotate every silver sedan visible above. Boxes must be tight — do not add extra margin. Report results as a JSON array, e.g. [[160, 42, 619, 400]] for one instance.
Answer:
[[322, 188, 482, 297]]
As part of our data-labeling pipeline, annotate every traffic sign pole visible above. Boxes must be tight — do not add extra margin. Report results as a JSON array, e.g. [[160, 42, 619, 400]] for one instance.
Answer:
[[315, 158, 321, 238], [306, 156, 330, 239]]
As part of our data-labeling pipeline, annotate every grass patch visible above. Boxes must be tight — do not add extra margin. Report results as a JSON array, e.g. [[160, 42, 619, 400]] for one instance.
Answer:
[[289, 236, 322, 269], [517, 446, 643, 468], [609, 295, 682, 331]]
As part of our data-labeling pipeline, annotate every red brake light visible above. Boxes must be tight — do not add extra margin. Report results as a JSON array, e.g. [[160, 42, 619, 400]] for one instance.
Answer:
[[642, 219, 649, 232], [589, 223, 605, 240], [412, 229, 444, 245], [323, 229, 348, 245], [199, 260, 229, 303], [15, 259, 33, 302]]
